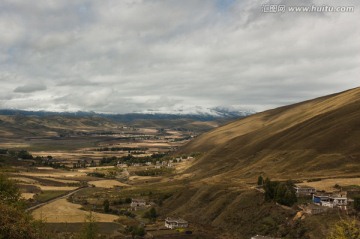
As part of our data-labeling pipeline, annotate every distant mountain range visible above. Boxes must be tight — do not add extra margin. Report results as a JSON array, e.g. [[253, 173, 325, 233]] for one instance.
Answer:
[[0, 107, 254, 122]]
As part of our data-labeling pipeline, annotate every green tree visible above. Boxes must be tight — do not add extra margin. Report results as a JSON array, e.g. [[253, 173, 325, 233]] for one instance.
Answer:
[[275, 183, 287, 204], [144, 207, 158, 221], [103, 199, 110, 213], [354, 197, 360, 212], [0, 174, 21, 205], [327, 219, 360, 239], [263, 178, 296, 206], [17, 150, 33, 159], [0, 174, 51, 239], [129, 226, 145, 238], [149, 207, 157, 218], [257, 175, 264, 186], [264, 178, 279, 202], [0, 204, 51, 239]]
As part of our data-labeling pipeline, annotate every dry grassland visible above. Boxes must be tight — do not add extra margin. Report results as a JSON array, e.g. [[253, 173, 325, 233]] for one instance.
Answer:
[[18, 171, 87, 178], [88, 180, 129, 188], [298, 177, 360, 192], [32, 198, 118, 223]]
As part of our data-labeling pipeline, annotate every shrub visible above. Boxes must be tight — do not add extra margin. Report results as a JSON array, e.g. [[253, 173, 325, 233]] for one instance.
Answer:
[[327, 219, 360, 239]]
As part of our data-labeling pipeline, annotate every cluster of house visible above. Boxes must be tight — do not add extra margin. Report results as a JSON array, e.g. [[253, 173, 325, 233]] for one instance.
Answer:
[[117, 156, 194, 169], [73, 159, 97, 168], [294, 185, 352, 215], [130, 198, 148, 211]]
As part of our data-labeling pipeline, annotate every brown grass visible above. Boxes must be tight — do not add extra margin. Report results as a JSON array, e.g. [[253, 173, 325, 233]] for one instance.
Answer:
[[179, 87, 360, 182], [32, 198, 118, 223], [21, 193, 35, 199], [298, 177, 360, 192], [88, 180, 129, 188]]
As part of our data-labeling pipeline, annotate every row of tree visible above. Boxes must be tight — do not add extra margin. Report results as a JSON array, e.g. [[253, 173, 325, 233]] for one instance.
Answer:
[[258, 176, 297, 207]]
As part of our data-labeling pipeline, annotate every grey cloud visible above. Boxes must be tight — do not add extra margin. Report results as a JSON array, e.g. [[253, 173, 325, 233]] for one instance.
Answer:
[[14, 84, 47, 93]]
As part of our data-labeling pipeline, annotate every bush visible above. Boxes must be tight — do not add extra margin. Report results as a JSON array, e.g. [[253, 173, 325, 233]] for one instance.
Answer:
[[86, 172, 105, 178], [103, 199, 110, 213], [327, 219, 360, 239], [17, 150, 33, 160], [143, 207, 158, 220]]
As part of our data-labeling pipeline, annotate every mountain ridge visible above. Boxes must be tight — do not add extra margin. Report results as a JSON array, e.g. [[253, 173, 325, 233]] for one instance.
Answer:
[[179, 87, 360, 181], [0, 107, 254, 122]]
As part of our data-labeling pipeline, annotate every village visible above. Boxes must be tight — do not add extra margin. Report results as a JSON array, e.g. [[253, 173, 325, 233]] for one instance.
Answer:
[[5, 143, 360, 239], [294, 184, 353, 215]]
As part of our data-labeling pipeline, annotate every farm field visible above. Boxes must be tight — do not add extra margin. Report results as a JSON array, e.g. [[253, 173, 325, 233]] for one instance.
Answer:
[[0, 118, 205, 238]]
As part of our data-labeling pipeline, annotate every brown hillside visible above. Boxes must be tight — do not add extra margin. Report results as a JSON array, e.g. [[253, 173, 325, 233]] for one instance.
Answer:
[[180, 87, 360, 181]]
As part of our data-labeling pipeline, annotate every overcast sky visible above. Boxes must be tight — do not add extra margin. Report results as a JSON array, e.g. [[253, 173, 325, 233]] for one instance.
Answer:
[[0, 0, 359, 114]]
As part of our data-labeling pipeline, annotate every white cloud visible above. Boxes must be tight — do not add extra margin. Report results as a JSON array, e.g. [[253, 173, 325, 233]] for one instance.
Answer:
[[0, 0, 359, 113]]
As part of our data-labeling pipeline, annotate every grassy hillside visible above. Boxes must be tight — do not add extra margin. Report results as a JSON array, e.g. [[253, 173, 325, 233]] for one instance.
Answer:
[[180, 87, 360, 181]]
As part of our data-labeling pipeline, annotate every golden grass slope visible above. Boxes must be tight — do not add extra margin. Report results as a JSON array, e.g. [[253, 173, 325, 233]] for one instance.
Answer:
[[32, 198, 118, 223], [180, 87, 360, 181]]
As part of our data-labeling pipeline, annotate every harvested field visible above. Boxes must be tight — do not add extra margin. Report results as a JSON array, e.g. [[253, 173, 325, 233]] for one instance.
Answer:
[[129, 175, 161, 181], [18, 171, 87, 178], [41, 177, 79, 184], [21, 192, 35, 199], [298, 177, 360, 192], [88, 180, 129, 188], [36, 167, 54, 170], [44, 222, 120, 234], [36, 185, 79, 191], [32, 198, 119, 223]]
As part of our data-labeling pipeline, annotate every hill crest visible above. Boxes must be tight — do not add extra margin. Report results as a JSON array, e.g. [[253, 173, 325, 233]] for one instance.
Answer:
[[180, 87, 360, 181]]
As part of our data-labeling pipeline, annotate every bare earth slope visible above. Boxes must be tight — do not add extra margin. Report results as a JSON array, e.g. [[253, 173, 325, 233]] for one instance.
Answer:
[[180, 87, 360, 181]]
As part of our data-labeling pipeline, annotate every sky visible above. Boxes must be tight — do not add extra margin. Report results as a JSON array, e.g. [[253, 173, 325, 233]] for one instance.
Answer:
[[0, 0, 359, 114]]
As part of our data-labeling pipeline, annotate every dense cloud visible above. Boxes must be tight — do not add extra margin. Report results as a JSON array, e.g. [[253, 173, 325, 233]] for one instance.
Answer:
[[0, 0, 359, 113]]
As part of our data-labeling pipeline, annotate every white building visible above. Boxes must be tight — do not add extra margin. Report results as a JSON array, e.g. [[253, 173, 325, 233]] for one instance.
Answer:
[[294, 185, 316, 196], [313, 192, 348, 208], [165, 217, 188, 229]]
